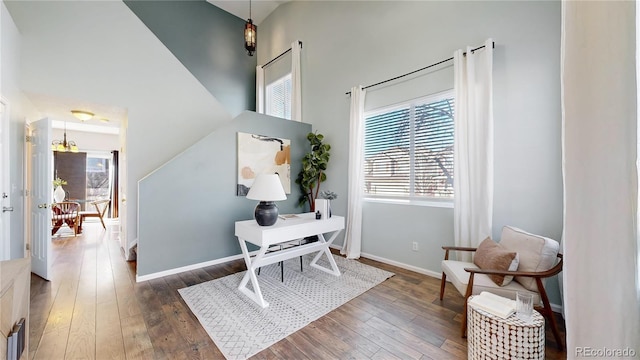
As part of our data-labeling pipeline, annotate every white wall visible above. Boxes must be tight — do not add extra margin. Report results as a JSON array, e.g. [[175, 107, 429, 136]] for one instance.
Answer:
[[6, 1, 232, 256], [51, 129, 119, 153], [259, 1, 563, 303], [1, 1, 39, 259]]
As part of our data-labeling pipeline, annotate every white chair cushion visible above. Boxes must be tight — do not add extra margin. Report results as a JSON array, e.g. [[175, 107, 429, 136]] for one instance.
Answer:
[[442, 260, 540, 304], [499, 226, 560, 291], [52, 214, 77, 220]]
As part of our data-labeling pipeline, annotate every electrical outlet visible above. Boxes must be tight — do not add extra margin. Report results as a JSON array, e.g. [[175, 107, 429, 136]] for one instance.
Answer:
[[412, 241, 418, 251]]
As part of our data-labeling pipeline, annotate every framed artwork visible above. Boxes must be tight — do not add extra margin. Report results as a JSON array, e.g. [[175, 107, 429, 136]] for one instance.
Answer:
[[237, 132, 291, 196]]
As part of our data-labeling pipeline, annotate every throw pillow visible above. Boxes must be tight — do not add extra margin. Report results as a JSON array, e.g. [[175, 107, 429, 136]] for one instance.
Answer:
[[473, 237, 519, 286]]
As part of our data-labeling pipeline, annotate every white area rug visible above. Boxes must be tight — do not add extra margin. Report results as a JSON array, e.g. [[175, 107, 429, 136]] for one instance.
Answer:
[[178, 254, 394, 359]]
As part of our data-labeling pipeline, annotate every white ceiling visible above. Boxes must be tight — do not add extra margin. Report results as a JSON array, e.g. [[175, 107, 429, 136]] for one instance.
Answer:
[[26, 93, 124, 134], [207, 0, 289, 25], [25, 1, 288, 133]]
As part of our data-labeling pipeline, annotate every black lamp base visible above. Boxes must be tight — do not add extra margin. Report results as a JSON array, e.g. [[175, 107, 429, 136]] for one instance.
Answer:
[[254, 201, 279, 226]]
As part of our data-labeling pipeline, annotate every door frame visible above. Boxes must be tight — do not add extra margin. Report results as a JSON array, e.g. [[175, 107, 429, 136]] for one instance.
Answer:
[[0, 96, 10, 261]]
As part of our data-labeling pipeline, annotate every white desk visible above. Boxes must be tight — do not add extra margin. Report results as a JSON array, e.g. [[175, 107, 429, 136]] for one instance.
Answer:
[[235, 213, 345, 308]]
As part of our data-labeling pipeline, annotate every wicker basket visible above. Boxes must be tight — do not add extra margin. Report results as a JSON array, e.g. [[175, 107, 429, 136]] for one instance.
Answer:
[[467, 296, 545, 359]]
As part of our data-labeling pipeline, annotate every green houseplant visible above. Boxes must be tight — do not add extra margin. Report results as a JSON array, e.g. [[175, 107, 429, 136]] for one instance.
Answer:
[[296, 132, 331, 212]]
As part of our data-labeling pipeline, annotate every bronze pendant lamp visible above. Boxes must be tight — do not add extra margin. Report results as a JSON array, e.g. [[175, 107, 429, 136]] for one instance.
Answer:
[[244, 0, 256, 56]]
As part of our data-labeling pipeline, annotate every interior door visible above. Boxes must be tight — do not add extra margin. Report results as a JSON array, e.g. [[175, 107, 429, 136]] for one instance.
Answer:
[[30, 118, 52, 280], [119, 117, 127, 254], [0, 98, 9, 261]]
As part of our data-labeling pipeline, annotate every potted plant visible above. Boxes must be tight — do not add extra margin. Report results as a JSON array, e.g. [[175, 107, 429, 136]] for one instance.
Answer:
[[296, 132, 331, 212]]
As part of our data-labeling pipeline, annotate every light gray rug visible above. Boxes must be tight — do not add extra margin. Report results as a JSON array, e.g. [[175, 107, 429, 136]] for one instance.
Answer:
[[178, 253, 394, 360]]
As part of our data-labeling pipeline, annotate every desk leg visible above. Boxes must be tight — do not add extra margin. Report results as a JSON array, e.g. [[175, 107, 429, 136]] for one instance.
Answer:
[[237, 237, 270, 308], [309, 231, 341, 276]]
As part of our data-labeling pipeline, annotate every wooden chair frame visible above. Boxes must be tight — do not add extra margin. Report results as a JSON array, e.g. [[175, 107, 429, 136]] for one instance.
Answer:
[[51, 201, 81, 236], [440, 246, 564, 349], [79, 199, 110, 230]]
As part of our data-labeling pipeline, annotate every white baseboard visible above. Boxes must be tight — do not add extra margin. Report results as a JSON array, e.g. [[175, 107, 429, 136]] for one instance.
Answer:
[[136, 252, 247, 282], [137, 244, 565, 314], [329, 244, 564, 313]]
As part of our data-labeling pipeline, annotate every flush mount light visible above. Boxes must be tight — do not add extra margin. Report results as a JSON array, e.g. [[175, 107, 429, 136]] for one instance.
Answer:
[[99, 118, 110, 123], [71, 110, 94, 121]]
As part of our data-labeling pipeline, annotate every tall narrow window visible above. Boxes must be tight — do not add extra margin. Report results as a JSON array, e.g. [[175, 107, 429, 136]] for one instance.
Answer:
[[266, 74, 292, 120], [364, 90, 455, 200], [86, 152, 111, 203]]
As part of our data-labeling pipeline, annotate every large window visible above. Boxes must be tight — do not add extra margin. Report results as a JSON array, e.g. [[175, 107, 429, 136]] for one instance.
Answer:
[[364, 91, 455, 200], [266, 74, 292, 120]]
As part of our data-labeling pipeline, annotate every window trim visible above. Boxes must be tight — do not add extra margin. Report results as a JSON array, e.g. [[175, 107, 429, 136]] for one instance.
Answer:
[[363, 89, 455, 205]]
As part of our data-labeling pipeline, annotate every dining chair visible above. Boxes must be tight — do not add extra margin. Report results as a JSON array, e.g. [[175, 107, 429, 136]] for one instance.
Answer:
[[51, 201, 81, 236]]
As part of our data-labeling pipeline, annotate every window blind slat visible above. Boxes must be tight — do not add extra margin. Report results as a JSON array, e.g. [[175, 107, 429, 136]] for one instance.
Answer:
[[364, 94, 454, 199]]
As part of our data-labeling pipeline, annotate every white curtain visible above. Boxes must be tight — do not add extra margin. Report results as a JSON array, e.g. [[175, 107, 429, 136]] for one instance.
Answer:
[[291, 40, 302, 122], [256, 65, 265, 113], [562, 0, 640, 353], [453, 38, 494, 262], [342, 85, 366, 259]]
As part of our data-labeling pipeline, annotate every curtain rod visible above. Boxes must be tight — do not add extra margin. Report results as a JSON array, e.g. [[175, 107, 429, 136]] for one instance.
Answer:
[[261, 41, 303, 69], [345, 41, 495, 95]]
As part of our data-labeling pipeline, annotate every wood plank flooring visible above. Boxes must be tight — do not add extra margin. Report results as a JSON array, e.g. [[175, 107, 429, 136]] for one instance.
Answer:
[[30, 222, 567, 359]]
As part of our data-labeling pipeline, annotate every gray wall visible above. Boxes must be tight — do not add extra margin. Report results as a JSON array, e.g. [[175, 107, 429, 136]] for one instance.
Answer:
[[137, 111, 311, 276], [259, 1, 563, 304], [124, 0, 256, 116]]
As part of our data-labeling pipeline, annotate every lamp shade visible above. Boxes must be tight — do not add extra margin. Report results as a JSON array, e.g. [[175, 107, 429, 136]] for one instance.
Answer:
[[246, 174, 286, 201]]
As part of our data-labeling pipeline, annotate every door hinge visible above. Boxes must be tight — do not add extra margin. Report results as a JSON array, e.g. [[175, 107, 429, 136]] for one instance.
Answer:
[[25, 243, 30, 251], [25, 135, 33, 143]]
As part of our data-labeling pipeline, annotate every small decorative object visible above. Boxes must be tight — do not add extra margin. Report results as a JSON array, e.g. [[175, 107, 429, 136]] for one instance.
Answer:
[[516, 292, 534, 321], [314, 199, 330, 220], [296, 132, 331, 212], [52, 177, 67, 203], [319, 190, 337, 218], [246, 174, 287, 226], [315, 211, 321, 220]]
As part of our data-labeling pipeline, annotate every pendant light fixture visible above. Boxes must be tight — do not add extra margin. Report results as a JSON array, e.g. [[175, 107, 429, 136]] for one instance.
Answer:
[[244, 0, 256, 56], [51, 122, 79, 153]]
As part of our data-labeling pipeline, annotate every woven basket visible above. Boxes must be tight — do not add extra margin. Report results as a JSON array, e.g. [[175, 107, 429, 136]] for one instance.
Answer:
[[467, 296, 545, 359]]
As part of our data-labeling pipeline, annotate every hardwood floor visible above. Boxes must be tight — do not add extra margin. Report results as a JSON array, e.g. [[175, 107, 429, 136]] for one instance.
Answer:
[[30, 222, 567, 359]]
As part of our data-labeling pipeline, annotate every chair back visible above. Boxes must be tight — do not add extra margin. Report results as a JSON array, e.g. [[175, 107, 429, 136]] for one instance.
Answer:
[[52, 201, 80, 216]]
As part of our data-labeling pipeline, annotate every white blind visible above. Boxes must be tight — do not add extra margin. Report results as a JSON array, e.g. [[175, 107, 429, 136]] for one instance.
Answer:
[[266, 74, 292, 120], [364, 91, 454, 199]]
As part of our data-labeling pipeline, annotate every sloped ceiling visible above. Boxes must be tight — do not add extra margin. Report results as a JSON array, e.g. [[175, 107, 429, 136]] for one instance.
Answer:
[[206, 0, 289, 25]]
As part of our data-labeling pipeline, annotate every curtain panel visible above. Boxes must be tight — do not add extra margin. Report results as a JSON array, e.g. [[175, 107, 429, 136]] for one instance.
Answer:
[[342, 85, 366, 259], [453, 38, 494, 262], [561, 0, 640, 352]]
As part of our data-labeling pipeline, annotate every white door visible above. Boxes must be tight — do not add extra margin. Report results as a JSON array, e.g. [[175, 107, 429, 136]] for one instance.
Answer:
[[0, 98, 10, 261], [119, 117, 127, 253], [30, 118, 52, 280]]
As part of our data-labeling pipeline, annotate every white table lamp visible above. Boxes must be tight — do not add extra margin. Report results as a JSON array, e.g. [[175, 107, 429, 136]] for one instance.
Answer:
[[246, 174, 287, 226]]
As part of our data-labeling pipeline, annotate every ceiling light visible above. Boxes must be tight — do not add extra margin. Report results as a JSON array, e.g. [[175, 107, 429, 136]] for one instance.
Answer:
[[99, 118, 109, 123], [71, 110, 94, 121], [244, 0, 256, 56], [51, 122, 79, 153]]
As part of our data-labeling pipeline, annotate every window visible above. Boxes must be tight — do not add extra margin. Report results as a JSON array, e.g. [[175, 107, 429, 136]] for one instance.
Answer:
[[266, 74, 292, 120], [364, 91, 455, 200], [86, 152, 111, 202]]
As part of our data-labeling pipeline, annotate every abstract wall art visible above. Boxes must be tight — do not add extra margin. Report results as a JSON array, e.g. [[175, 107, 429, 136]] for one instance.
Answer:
[[237, 132, 291, 196]]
